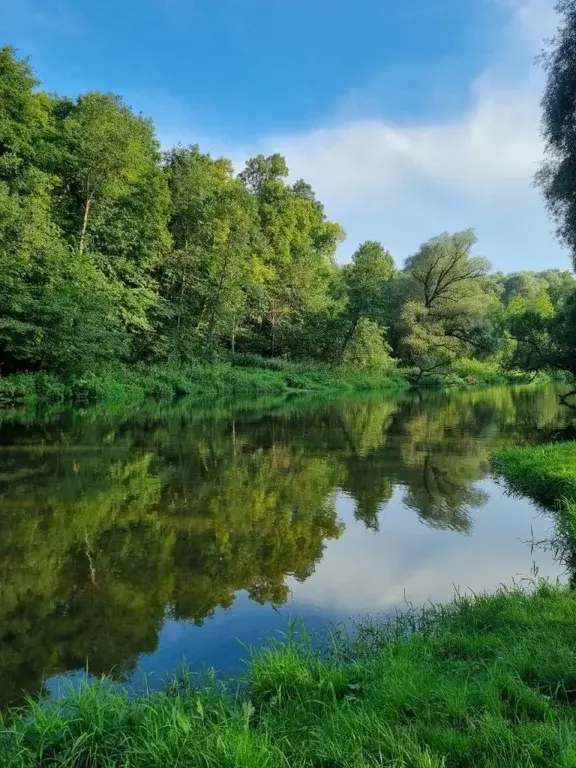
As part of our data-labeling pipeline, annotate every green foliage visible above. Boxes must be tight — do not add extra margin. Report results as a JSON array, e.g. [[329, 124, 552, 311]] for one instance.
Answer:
[[0, 46, 575, 398], [394, 230, 497, 381], [54, 92, 169, 340], [495, 441, 576, 511], [497, 270, 576, 318], [4, 584, 576, 766], [506, 288, 576, 379], [237, 153, 345, 358], [537, 0, 576, 267], [342, 318, 396, 373], [158, 145, 260, 361], [57, 92, 167, 258], [0, 362, 408, 407], [337, 240, 395, 364], [446, 358, 513, 387]]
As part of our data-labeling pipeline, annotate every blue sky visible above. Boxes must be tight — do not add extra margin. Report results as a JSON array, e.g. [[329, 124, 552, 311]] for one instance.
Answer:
[[3, 0, 570, 272]]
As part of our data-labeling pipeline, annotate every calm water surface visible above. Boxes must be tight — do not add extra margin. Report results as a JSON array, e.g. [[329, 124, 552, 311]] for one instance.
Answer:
[[1, 385, 575, 708]]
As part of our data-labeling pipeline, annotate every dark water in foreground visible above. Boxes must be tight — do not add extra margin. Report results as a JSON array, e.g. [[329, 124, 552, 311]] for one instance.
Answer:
[[1, 385, 575, 709]]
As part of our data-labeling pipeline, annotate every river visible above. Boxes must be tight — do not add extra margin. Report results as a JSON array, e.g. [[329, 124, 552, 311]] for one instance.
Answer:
[[1, 385, 575, 708]]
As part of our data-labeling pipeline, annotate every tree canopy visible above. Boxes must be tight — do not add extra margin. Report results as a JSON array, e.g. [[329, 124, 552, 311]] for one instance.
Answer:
[[537, 0, 576, 268]]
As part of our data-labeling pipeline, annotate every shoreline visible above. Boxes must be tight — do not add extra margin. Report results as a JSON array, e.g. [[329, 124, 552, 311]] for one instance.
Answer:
[[3, 583, 576, 766], [0, 362, 558, 410], [2, 392, 576, 764], [494, 441, 576, 551]]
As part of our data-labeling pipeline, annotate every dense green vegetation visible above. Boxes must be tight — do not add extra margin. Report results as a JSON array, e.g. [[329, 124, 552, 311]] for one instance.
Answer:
[[0, 385, 574, 711], [495, 441, 576, 518], [1, 46, 576, 404], [4, 583, 576, 767], [6, 0, 576, 759], [0, 361, 408, 408], [494, 440, 576, 588]]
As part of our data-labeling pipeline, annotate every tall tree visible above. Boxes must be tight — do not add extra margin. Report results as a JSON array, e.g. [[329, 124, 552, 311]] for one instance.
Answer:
[[501, 272, 550, 305], [159, 145, 262, 360], [537, 269, 576, 307], [0, 48, 125, 375], [0, 47, 52, 178], [58, 93, 155, 253], [239, 154, 344, 356], [536, 0, 576, 266], [395, 230, 494, 381], [338, 240, 395, 363], [53, 92, 170, 343]]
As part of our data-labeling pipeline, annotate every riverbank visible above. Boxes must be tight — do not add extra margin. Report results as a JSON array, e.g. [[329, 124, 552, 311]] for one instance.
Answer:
[[0, 358, 556, 409], [3, 583, 576, 766], [494, 441, 576, 520], [0, 363, 409, 408]]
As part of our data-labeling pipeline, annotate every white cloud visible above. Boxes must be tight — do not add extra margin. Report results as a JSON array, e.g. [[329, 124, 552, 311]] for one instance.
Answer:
[[154, 0, 570, 271], [286, 487, 564, 615], [259, 0, 565, 268]]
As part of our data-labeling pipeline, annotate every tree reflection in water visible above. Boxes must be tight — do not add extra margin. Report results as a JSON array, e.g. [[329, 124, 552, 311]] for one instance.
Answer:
[[0, 385, 574, 707]]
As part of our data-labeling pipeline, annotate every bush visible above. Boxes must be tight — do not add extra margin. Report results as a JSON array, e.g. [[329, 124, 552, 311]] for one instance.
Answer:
[[227, 353, 307, 373], [342, 319, 396, 374], [0, 373, 68, 405]]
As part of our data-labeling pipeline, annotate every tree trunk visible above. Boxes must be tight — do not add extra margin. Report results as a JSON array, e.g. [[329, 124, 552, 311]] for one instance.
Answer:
[[177, 270, 187, 331], [79, 196, 92, 254], [205, 311, 216, 361], [337, 314, 359, 366], [84, 528, 96, 586]]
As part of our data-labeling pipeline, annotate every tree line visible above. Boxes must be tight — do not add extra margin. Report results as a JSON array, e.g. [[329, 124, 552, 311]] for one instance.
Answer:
[[1, 44, 576, 386]]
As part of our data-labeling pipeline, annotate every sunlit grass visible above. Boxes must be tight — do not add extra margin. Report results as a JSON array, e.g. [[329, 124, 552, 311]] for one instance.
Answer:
[[494, 441, 576, 511], [4, 583, 576, 766], [0, 363, 409, 408], [0, 356, 559, 409]]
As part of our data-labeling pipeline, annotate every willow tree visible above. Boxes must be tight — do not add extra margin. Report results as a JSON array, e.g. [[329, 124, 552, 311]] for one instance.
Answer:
[[396, 230, 495, 381]]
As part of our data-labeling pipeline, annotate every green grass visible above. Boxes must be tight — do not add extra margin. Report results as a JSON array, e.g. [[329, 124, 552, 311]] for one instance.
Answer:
[[494, 441, 576, 512], [0, 363, 409, 408], [4, 583, 576, 766], [0, 359, 562, 410]]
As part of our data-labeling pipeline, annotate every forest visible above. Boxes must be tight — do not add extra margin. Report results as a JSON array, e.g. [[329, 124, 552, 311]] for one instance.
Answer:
[[1, 45, 576, 404]]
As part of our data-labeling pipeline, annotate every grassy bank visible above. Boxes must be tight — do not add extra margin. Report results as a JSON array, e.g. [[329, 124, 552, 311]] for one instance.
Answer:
[[0, 356, 559, 409], [494, 441, 576, 518], [3, 583, 576, 766], [0, 362, 408, 408]]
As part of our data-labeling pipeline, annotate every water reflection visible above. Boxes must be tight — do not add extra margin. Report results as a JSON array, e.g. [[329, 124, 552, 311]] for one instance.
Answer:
[[0, 385, 574, 708]]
